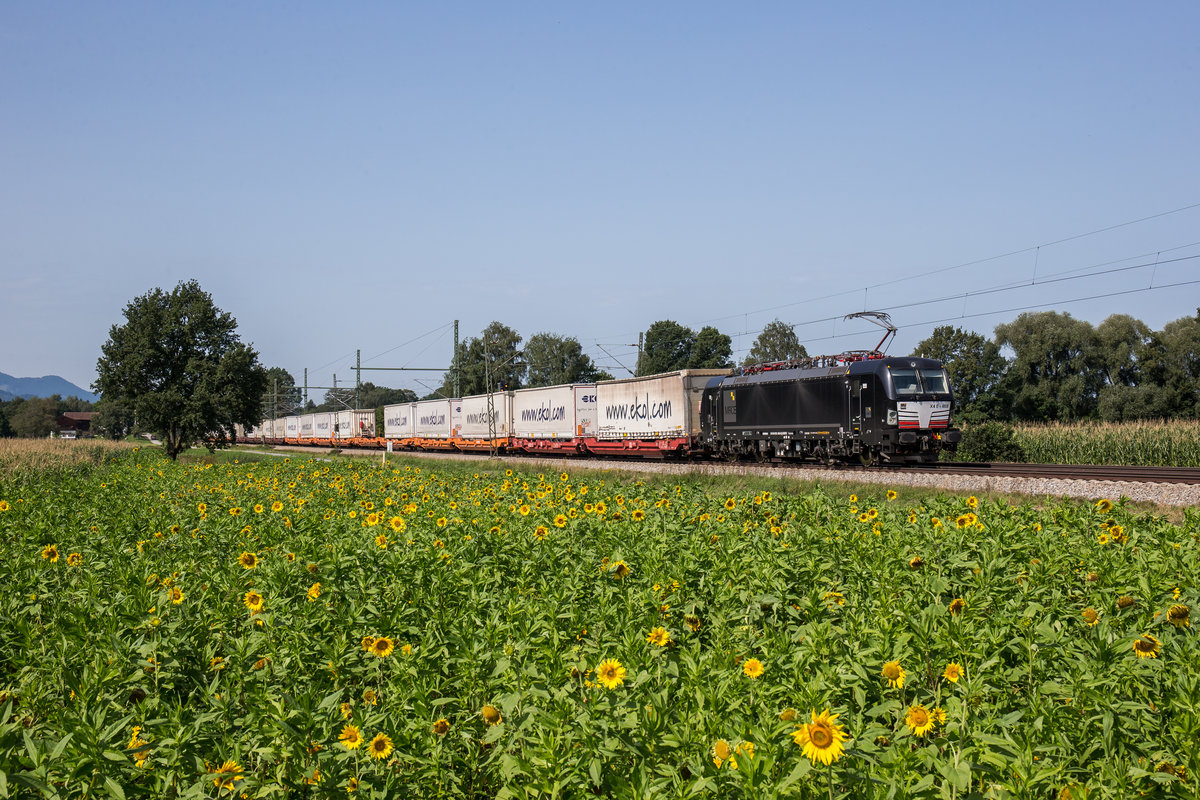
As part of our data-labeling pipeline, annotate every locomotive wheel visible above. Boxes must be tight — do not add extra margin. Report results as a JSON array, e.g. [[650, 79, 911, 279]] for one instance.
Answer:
[[858, 450, 876, 467]]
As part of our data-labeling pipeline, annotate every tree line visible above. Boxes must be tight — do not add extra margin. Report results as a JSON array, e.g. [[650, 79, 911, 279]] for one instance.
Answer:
[[915, 309, 1200, 423]]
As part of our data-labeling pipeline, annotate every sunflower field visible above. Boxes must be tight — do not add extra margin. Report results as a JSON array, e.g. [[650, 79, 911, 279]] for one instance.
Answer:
[[1, 449, 1198, 799]]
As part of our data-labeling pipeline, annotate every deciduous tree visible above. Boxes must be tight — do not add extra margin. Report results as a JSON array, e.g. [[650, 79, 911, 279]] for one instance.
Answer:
[[688, 326, 733, 369], [637, 321, 695, 376], [524, 333, 607, 387], [94, 280, 268, 459], [745, 319, 808, 365]]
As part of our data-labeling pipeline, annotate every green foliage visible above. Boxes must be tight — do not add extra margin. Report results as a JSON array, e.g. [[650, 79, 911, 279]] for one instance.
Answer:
[[994, 311, 1104, 421], [638, 321, 734, 375], [1, 455, 1197, 797], [688, 326, 733, 369], [523, 333, 606, 387], [92, 398, 134, 440], [744, 319, 808, 365], [93, 280, 268, 459], [637, 320, 695, 376], [7, 397, 59, 438], [954, 421, 1028, 463]]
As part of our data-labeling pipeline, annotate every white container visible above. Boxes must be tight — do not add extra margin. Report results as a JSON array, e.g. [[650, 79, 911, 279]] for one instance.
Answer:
[[413, 399, 452, 439], [453, 392, 512, 439], [596, 370, 726, 440], [335, 409, 377, 439], [285, 416, 300, 439], [383, 403, 414, 439], [313, 412, 333, 439], [299, 414, 315, 439], [512, 384, 597, 439]]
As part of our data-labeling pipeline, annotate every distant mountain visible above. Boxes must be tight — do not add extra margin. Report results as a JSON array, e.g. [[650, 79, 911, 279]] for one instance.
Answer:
[[0, 372, 100, 403]]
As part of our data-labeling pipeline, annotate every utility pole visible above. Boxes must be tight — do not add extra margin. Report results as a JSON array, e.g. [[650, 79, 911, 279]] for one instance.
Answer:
[[303, 368, 308, 406], [355, 350, 361, 410], [453, 319, 460, 399]]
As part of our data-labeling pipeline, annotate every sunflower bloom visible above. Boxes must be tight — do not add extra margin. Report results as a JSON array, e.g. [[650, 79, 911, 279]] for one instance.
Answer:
[[432, 718, 450, 735], [42, 544, 59, 562], [1167, 604, 1190, 629], [481, 704, 502, 726], [631, 509, 645, 521], [554, 514, 568, 528], [1094, 498, 1113, 514], [791, 708, 848, 766], [596, 658, 626, 690], [211, 760, 244, 791], [1133, 634, 1161, 659], [243, 591, 264, 612], [367, 733, 393, 760], [905, 704, 936, 736], [306, 583, 321, 601], [66, 552, 83, 566], [742, 658, 765, 679], [238, 552, 258, 569], [1082, 607, 1100, 626], [339, 724, 363, 750], [712, 738, 732, 768], [882, 660, 905, 689], [949, 598, 966, 616], [943, 662, 963, 683], [371, 637, 395, 658], [645, 627, 671, 647], [611, 561, 630, 579]]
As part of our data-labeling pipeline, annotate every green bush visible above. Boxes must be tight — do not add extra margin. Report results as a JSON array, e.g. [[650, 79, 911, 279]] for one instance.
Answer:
[[955, 421, 1027, 463]]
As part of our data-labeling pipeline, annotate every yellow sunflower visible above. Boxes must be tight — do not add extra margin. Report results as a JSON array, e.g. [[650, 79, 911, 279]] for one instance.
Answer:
[[243, 591, 264, 612], [881, 660, 905, 689], [742, 658, 765, 679], [554, 514, 568, 528], [339, 724, 363, 750], [1132, 634, 1161, 659], [596, 658, 626, 690], [632, 509, 646, 521], [1082, 607, 1100, 626], [645, 627, 671, 647], [211, 760, 244, 791], [367, 733, 393, 760], [306, 583, 321, 601], [943, 662, 963, 683], [948, 598, 966, 616], [371, 637, 395, 658], [432, 718, 450, 736], [791, 708, 848, 766], [1167, 604, 1190, 629], [905, 704, 936, 736], [481, 704, 502, 726], [238, 551, 258, 570], [41, 544, 59, 563]]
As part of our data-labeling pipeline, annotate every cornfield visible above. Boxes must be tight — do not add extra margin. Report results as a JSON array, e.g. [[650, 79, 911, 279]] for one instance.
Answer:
[[1012, 419, 1200, 467], [0, 438, 139, 478]]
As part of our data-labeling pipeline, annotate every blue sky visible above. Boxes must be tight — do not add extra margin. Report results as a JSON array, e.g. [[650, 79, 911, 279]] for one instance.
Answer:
[[3, 3, 1198, 398]]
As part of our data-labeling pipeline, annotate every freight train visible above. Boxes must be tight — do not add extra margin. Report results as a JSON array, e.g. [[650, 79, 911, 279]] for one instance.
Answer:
[[236, 353, 960, 465]]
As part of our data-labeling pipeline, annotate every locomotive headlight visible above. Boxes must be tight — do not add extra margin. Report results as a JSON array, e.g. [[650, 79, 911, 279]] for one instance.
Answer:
[[886, 409, 897, 426]]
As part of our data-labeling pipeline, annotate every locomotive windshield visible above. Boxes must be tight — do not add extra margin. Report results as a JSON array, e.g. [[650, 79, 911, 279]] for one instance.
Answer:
[[890, 368, 951, 396]]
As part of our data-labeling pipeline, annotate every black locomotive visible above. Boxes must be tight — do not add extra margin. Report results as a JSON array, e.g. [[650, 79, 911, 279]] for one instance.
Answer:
[[699, 354, 960, 465]]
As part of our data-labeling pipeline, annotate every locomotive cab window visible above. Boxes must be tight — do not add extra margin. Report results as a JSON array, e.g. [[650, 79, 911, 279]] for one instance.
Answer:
[[890, 369, 921, 395], [921, 369, 950, 395], [889, 368, 951, 396]]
